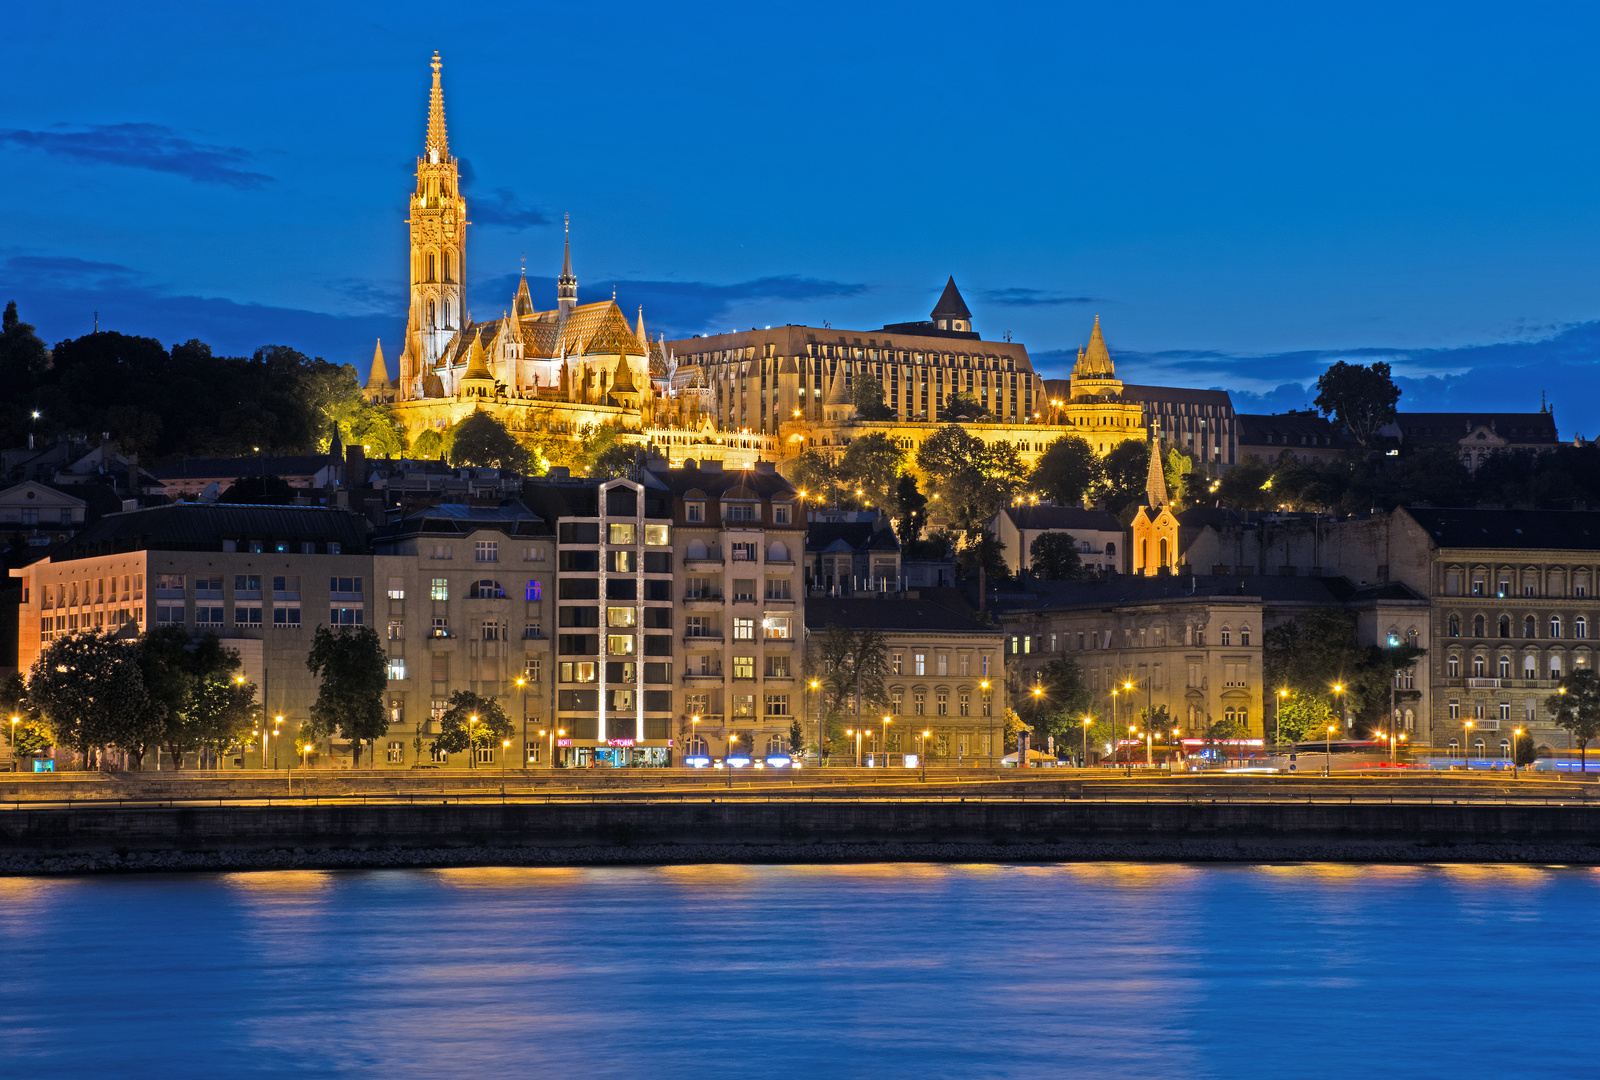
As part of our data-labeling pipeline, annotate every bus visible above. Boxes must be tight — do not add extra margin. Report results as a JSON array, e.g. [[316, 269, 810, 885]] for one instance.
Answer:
[[1264, 740, 1421, 773]]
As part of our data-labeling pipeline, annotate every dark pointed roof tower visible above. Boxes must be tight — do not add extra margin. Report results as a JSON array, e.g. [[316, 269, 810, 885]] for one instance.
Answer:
[[557, 214, 577, 315], [931, 276, 973, 333]]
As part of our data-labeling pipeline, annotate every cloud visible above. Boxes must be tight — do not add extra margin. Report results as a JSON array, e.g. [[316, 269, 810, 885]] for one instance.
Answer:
[[979, 287, 1100, 307], [471, 188, 553, 228], [4, 255, 145, 289], [0, 123, 273, 188], [472, 272, 869, 339]]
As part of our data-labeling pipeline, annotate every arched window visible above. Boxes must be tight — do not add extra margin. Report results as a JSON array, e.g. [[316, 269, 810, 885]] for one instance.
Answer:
[[1472, 655, 1485, 677], [1158, 538, 1169, 566], [524, 580, 541, 602], [469, 580, 505, 599], [444, 249, 454, 283], [1524, 654, 1537, 678], [1221, 626, 1232, 646], [1105, 541, 1116, 557], [1447, 738, 1460, 757], [427, 251, 437, 282], [1498, 655, 1511, 678], [1551, 654, 1563, 678], [1473, 738, 1485, 758], [1551, 616, 1562, 639], [1578, 616, 1588, 640], [1240, 625, 1251, 646], [1473, 615, 1485, 637], [687, 736, 708, 757], [686, 539, 708, 559], [1447, 655, 1459, 677], [1524, 615, 1537, 639], [427, 300, 436, 327], [1140, 539, 1148, 569], [765, 735, 787, 756], [1448, 614, 1460, 637], [1499, 615, 1511, 638]]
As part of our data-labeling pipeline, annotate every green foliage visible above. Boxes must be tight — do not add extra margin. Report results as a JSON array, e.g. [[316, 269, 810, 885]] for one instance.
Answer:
[[1274, 694, 1339, 744], [789, 449, 842, 506], [1029, 532, 1083, 580], [1263, 608, 1424, 731], [1032, 435, 1100, 506], [916, 425, 1029, 532], [1215, 455, 1275, 511], [851, 374, 894, 420], [1514, 731, 1539, 768], [413, 428, 445, 460], [837, 431, 904, 510], [434, 690, 514, 761], [789, 718, 805, 754], [1165, 447, 1197, 509], [1547, 669, 1600, 769], [810, 626, 889, 753], [1314, 360, 1401, 451], [957, 531, 1010, 582], [28, 631, 155, 765], [943, 389, 989, 421], [305, 625, 389, 766], [345, 398, 408, 457], [449, 409, 529, 471], [0, 672, 50, 756], [1092, 439, 1151, 516], [138, 627, 254, 769], [1022, 658, 1094, 750], [892, 473, 928, 545]]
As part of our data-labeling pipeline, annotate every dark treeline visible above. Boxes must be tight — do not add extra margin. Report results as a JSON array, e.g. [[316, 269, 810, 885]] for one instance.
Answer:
[[0, 302, 389, 461]]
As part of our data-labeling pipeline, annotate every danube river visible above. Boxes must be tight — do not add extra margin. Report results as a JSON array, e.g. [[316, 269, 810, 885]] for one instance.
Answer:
[[1, 862, 1593, 1079]]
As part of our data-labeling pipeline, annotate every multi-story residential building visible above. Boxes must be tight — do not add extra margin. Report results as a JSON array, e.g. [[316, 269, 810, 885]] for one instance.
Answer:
[[643, 460, 807, 764], [1236, 411, 1345, 466], [804, 518, 902, 594], [993, 574, 1428, 744], [804, 594, 1007, 765], [10, 503, 372, 765], [371, 500, 556, 768]]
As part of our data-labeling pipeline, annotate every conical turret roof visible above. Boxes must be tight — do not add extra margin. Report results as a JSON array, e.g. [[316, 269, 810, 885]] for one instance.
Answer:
[[931, 276, 971, 320], [825, 366, 853, 407], [1078, 315, 1115, 378], [1145, 439, 1168, 509], [463, 329, 493, 382], [425, 52, 449, 158], [513, 273, 534, 317], [365, 339, 389, 389]]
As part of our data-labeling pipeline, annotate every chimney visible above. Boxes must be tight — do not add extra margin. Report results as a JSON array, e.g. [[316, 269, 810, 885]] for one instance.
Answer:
[[346, 444, 366, 488], [127, 453, 139, 500]]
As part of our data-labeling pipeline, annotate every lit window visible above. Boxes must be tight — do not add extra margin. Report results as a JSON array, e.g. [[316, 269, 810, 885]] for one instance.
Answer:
[[431, 578, 449, 601], [387, 577, 405, 600], [914, 653, 926, 675], [644, 525, 670, 546], [733, 617, 755, 640], [763, 615, 791, 640], [609, 523, 637, 545], [733, 656, 755, 679], [607, 634, 635, 655], [525, 580, 542, 602], [387, 659, 406, 680], [607, 606, 637, 627]]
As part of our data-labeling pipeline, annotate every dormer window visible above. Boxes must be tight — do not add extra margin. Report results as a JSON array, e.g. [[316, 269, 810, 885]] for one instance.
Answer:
[[726, 503, 756, 522], [686, 502, 705, 523], [773, 503, 792, 525]]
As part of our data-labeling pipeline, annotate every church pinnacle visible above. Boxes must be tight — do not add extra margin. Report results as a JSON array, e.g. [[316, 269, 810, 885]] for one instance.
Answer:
[[1145, 439, 1169, 509], [426, 51, 449, 160], [557, 214, 577, 314]]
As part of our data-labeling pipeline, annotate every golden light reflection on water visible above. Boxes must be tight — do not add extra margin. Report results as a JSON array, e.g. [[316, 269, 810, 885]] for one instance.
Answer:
[[430, 867, 585, 890], [0, 876, 70, 907], [1050, 862, 1203, 888], [223, 870, 335, 894]]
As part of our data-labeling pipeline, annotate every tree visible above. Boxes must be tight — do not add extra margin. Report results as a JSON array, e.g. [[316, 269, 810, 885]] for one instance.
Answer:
[[1514, 731, 1539, 768], [413, 428, 445, 460], [837, 432, 904, 510], [892, 473, 928, 545], [1215, 455, 1275, 511], [1314, 360, 1401, 452], [916, 426, 1028, 532], [957, 531, 1010, 583], [591, 442, 641, 478], [851, 374, 894, 421], [1273, 694, 1338, 744], [449, 409, 528, 471], [810, 626, 889, 756], [789, 718, 805, 755], [28, 631, 153, 767], [788, 449, 843, 506], [0, 672, 50, 758], [1029, 533, 1084, 581], [305, 625, 389, 767], [346, 398, 408, 458], [219, 475, 296, 505], [138, 628, 254, 770], [1092, 439, 1151, 517], [1548, 670, 1600, 773], [1164, 447, 1197, 510], [434, 690, 514, 766], [1032, 435, 1100, 506], [1022, 658, 1094, 752], [943, 390, 988, 421], [1263, 609, 1423, 731]]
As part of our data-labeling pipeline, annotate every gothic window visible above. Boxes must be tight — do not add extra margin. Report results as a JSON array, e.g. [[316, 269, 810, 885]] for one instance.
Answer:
[[1472, 615, 1485, 637], [427, 251, 437, 282]]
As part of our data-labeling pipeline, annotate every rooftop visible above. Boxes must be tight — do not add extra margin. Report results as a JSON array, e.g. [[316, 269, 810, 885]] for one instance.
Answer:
[[56, 503, 370, 560], [1402, 506, 1600, 550]]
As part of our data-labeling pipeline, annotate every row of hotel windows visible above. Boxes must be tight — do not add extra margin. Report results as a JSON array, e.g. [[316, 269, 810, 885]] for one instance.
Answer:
[[403, 579, 544, 602], [1447, 654, 1587, 678], [683, 615, 793, 639], [1447, 572, 1591, 598], [878, 652, 993, 677], [425, 542, 550, 561], [1009, 625, 1246, 653], [1447, 700, 1549, 721], [40, 575, 145, 608], [1447, 614, 1588, 638], [682, 579, 794, 600], [402, 617, 543, 640]]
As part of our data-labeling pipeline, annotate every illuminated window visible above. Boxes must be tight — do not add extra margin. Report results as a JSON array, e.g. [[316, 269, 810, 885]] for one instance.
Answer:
[[733, 656, 755, 680], [607, 634, 635, 655], [430, 578, 448, 601], [733, 618, 755, 640], [525, 580, 542, 602], [609, 523, 637, 545], [607, 607, 637, 627], [644, 525, 670, 546]]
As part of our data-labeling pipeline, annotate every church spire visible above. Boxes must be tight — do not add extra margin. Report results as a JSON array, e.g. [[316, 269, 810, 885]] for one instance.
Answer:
[[557, 214, 577, 314], [1145, 439, 1169, 510], [364, 338, 390, 400], [1080, 314, 1114, 377], [635, 305, 647, 347], [425, 51, 449, 160]]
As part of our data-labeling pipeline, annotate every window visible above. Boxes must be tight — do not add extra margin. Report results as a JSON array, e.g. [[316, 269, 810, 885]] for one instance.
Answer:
[[1551, 617, 1563, 639], [1448, 614, 1460, 637], [959, 691, 970, 716], [765, 694, 790, 716], [608, 606, 639, 628], [387, 577, 405, 600], [733, 579, 756, 601], [388, 618, 405, 641], [1499, 701, 1511, 721], [1580, 617, 1589, 640], [482, 619, 506, 641], [733, 617, 756, 640], [914, 692, 926, 716], [330, 606, 364, 626], [386, 741, 404, 764], [430, 544, 453, 560], [525, 580, 542, 602], [1524, 655, 1537, 678], [937, 692, 948, 716], [959, 654, 970, 676], [1240, 626, 1251, 647], [763, 615, 791, 640], [156, 605, 184, 626], [731, 542, 756, 562], [431, 578, 449, 601], [1525, 616, 1537, 639], [1472, 655, 1485, 677], [234, 575, 262, 596], [1551, 655, 1563, 678], [914, 653, 926, 675], [773, 504, 791, 525], [608, 550, 636, 572], [524, 658, 542, 683], [644, 525, 670, 546], [765, 578, 792, 600], [273, 606, 301, 628], [686, 502, 705, 523], [476, 540, 499, 562], [234, 605, 262, 627], [1473, 615, 1485, 637], [731, 693, 755, 717], [559, 662, 598, 683], [607, 634, 635, 655], [273, 576, 300, 598], [685, 616, 712, 638], [155, 573, 185, 596], [387, 658, 406, 680], [733, 656, 755, 680], [469, 579, 505, 599], [195, 576, 223, 599], [431, 617, 450, 638], [726, 503, 755, 522], [1221, 626, 1231, 646], [609, 523, 637, 545], [196, 606, 225, 627], [1498, 655, 1511, 678], [1448, 700, 1460, 719], [523, 545, 546, 562]]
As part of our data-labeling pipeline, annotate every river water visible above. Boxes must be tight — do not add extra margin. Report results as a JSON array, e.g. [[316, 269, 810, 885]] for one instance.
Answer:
[[0, 862, 1593, 1079]]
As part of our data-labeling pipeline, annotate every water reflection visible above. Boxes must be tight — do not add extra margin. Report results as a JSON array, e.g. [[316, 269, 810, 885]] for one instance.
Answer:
[[0, 863, 1596, 1080]]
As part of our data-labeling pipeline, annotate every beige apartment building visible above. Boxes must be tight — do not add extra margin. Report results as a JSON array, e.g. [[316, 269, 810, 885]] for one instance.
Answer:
[[11, 503, 373, 766]]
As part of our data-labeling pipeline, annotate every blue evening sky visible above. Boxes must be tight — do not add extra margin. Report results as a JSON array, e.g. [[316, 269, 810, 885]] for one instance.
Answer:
[[7, 2, 1600, 432]]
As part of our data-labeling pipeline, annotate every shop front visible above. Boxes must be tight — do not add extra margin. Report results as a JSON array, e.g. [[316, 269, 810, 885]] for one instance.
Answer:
[[555, 738, 674, 768]]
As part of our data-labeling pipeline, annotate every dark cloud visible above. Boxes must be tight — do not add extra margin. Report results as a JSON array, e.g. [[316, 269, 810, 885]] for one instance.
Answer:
[[979, 287, 1100, 307], [5, 255, 145, 289], [471, 188, 553, 228], [472, 272, 869, 339], [0, 123, 273, 188]]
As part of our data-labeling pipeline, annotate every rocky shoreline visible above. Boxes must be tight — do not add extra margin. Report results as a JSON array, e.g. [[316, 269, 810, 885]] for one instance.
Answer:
[[5, 838, 1600, 875]]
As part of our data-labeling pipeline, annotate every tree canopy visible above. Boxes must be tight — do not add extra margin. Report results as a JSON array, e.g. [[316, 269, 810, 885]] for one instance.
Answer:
[[1029, 532, 1084, 580], [305, 625, 389, 767], [1263, 608, 1423, 734], [1092, 439, 1152, 517], [28, 631, 155, 765], [837, 432, 904, 510], [1314, 360, 1401, 452], [915, 425, 1028, 533], [851, 374, 894, 421], [1031, 435, 1100, 506], [434, 690, 515, 764], [449, 409, 529, 471], [943, 390, 989, 421], [1548, 670, 1600, 772]]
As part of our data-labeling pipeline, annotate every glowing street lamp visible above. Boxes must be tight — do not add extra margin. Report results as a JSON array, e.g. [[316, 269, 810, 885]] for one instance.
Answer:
[[1512, 727, 1524, 779], [881, 716, 893, 768], [919, 729, 931, 781], [1325, 724, 1337, 775]]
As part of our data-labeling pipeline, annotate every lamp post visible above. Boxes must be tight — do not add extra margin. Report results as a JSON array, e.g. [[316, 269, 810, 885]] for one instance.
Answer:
[[726, 733, 737, 788], [516, 676, 528, 771], [810, 679, 821, 766], [981, 680, 992, 767], [1325, 723, 1336, 775], [1275, 689, 1288, 748], [1082, 716, 1093, 768], [1464, 719, 1474, 769], [501, 738, 511, 785], [1332, 682, 1347, 733], [1512, 727, 1523, 779], [9, 715, 17, 773], [920, 729, 931, 781], [1110, 688, 1120, 769], [690, 714, 701, 769], [881, 716, 892, 769], [1029, 686, 1044, 769]]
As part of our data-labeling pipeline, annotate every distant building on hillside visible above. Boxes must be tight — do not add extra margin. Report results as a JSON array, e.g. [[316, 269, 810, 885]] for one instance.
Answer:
[[991, 505, 1125, 577], [1236, 411, 1345, 466], [1380, 410, 1559, 471]]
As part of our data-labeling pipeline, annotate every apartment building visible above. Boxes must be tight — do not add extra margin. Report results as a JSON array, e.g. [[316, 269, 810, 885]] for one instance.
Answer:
[[11, 503, 372, 763]]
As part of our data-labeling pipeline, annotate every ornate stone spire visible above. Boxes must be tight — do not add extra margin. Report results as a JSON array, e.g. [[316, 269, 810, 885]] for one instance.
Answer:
[[425, 51, 448, 160], [513, 271, 534, 317], [557, 214, 577, 314], [365, 339, 389, 392], [1080, 315, 1114, 377], [635, 306, 647, 347], [1145, 439, 1169, 509]]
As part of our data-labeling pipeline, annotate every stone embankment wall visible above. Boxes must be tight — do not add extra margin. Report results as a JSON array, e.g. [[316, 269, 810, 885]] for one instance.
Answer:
[[4, 799, 1600, 873]]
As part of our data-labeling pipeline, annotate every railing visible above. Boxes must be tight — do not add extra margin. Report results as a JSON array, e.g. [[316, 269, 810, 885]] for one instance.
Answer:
[[1466, 677, 1502, 689]]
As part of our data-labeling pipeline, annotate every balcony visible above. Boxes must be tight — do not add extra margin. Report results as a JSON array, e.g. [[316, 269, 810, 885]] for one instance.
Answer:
[[684, 593, 724, 608], [763, 594, 795, 605], [682, 670, 725, 684], [1466, 677, 1502, 689], [683, 632, 724, 645]]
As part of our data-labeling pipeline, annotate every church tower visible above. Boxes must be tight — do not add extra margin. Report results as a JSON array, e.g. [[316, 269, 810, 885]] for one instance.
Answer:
[[400, 52, 467, 397], [557, 216, 577, 314]]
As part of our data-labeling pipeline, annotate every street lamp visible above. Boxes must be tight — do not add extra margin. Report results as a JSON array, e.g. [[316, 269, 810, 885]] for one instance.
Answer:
[[1082, 715, 1093, 769], [1275, 688, 1289, 747], [502, 738, 511, 783], [467, 714, 478, 770], [980, 680, 992, 767], [1464, 719, 1474, 769], [1512, 727, 1523, 779], [919, 729, 931, 781], [1332, 683, 1347, 732], [726, 733, 738, 788], [1325, 723, 1337, 775], [516, 677, 528, 771], [809, 680, 821, 766], [9, 715, 17, 772], [881, 716, 892, 769]]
